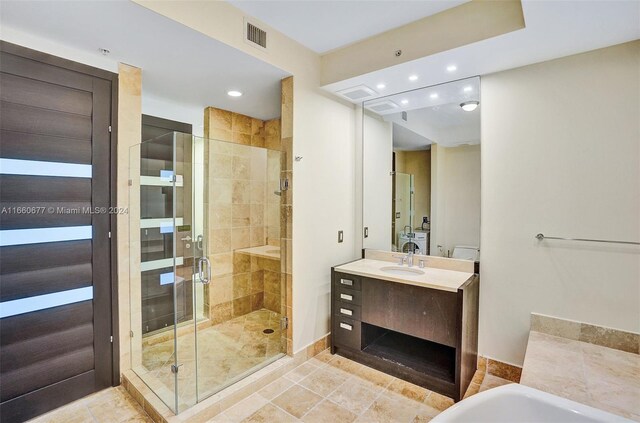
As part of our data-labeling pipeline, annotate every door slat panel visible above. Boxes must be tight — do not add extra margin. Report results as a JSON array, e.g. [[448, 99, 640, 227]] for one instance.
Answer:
[[0, 301, 93, 345], [0, 175, 91, 202], [0, 72, 92, 116], [0, 240, 92, 274], [0, 323, 94, 374], [0, 345, 95, 402], [0, 263, 93, 302], [0, 130, 92, 164], [0, 101, 91, 140]]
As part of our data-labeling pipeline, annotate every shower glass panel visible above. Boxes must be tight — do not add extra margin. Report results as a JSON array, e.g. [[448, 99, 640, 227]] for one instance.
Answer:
[[129, 132, 286, 414]]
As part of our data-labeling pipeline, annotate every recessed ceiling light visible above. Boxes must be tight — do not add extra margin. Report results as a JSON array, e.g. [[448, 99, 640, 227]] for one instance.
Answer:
[[408, 75, 418, 82], [430, 93, 438, 99], [376, 83, 386, 89], [227, 90, 243, 97], [401, 99, 409, 105], [460, 101, 479, 111], [463, 86, 473, 92], [446, 65, 457, 72]]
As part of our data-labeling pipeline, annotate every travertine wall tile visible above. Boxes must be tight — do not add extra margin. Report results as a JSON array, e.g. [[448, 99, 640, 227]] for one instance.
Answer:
[[201, 79, 292, 347], [117, 63, 142, 372], [530, 313, 640, 354], [531, 313, 581, 340]]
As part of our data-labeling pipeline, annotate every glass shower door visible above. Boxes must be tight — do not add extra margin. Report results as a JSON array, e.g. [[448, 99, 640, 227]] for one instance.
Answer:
[[131, 132, 287, 413], [171, 132, 199, 411], [130, 133, 183, 413], [194, 137, 287, 402]]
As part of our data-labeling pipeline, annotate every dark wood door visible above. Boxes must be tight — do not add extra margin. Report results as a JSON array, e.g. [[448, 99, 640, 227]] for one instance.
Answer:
[[0, 41, 117, 422]]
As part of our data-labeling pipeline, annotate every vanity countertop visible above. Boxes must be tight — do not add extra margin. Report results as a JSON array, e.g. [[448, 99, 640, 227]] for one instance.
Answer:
[[334, 258, 474, 292]]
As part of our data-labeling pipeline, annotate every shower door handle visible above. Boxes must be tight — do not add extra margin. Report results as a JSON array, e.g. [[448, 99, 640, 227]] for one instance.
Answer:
[[198, 257, 211, 284]]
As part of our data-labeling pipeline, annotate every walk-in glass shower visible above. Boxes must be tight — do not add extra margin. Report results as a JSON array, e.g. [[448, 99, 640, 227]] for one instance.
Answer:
[[129, 132, 286, 412]]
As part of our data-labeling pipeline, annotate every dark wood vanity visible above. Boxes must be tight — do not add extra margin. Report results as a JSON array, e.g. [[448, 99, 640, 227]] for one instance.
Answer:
[[331, 262, 479, 402]]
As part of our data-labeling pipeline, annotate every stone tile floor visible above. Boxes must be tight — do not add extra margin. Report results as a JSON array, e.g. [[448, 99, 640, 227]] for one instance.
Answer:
[[139, 309, 285, 408], [29, 350, 511, 422], [210, 350, 511, 422], [28, 386, 153, 423]]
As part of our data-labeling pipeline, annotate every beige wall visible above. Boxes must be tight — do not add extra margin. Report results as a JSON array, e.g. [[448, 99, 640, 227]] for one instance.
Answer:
[[395, 150, 432, 230], [480, 40, 640, 366], [430, 144, 481, 256]]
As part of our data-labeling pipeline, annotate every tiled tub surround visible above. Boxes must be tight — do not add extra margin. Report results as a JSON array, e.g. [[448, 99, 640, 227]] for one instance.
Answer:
[[521, 315, 640, 420], [531, 312, 640, 354]]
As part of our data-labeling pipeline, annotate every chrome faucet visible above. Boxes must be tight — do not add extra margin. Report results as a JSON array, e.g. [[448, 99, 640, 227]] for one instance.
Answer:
[[392, 252, 415, 267]]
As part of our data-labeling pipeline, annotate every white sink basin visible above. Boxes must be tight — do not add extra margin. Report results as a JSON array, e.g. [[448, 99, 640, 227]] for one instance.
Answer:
[[380, 266, 425, 276]]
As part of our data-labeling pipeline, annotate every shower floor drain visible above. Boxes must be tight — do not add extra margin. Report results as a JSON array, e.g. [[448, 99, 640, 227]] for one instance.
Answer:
[[263, 329, 274, 334]]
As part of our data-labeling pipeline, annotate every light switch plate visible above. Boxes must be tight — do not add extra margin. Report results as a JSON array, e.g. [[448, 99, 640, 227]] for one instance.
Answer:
[[338, 230, 344, 243]]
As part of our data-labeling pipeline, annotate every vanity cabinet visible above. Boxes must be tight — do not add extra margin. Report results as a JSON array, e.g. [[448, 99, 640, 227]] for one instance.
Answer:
[[331, 266, 479, 402]]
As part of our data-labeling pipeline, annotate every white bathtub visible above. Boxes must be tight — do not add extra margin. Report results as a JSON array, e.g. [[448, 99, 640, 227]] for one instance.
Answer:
[[432, 384, 633, 422]]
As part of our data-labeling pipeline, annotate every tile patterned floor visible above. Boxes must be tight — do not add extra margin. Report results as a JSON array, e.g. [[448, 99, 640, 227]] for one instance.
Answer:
[[28, 350, 511, 422], [209, 350, 511, 423], [28, 386, 152, 423], [139, 309, 285, 407]]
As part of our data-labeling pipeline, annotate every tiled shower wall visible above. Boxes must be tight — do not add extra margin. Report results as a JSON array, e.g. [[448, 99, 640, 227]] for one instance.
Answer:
[[203, 107, 283, 324]]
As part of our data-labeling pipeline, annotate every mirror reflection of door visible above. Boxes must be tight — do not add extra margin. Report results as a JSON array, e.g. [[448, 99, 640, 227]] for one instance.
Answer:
[[363, 76, 480, 260]]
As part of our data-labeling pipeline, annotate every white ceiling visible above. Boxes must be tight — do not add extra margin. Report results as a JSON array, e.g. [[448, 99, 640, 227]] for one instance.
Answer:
[[326, 0, 640, 102], [369, 77, 480, 149], [0, 1, 289, 120], [393, 124, 432, 151], [228, 0, 469, 54]]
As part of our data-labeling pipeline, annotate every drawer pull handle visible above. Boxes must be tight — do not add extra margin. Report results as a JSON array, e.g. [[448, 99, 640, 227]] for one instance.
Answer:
[[340, 293, 353, 301], [340, 308, 353, 316], [339, 323, 353, 331], [340, 279, 353, 286]]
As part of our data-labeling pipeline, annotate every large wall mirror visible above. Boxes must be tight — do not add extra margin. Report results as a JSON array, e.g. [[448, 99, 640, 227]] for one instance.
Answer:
[[363, 76, 481, 261]]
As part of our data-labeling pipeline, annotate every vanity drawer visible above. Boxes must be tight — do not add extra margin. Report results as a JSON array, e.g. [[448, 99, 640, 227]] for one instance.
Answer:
[[335, 302, 362, 321], [334, 273, 361, 291], [333, 316, 361, 350], [334, 287, 361, 305]]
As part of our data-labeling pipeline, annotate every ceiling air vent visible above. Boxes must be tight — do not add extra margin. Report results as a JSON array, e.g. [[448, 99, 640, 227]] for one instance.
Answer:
[[245, 19, 267, 50], [337, 85, 377, 101], [365, 100, 399, 114]]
